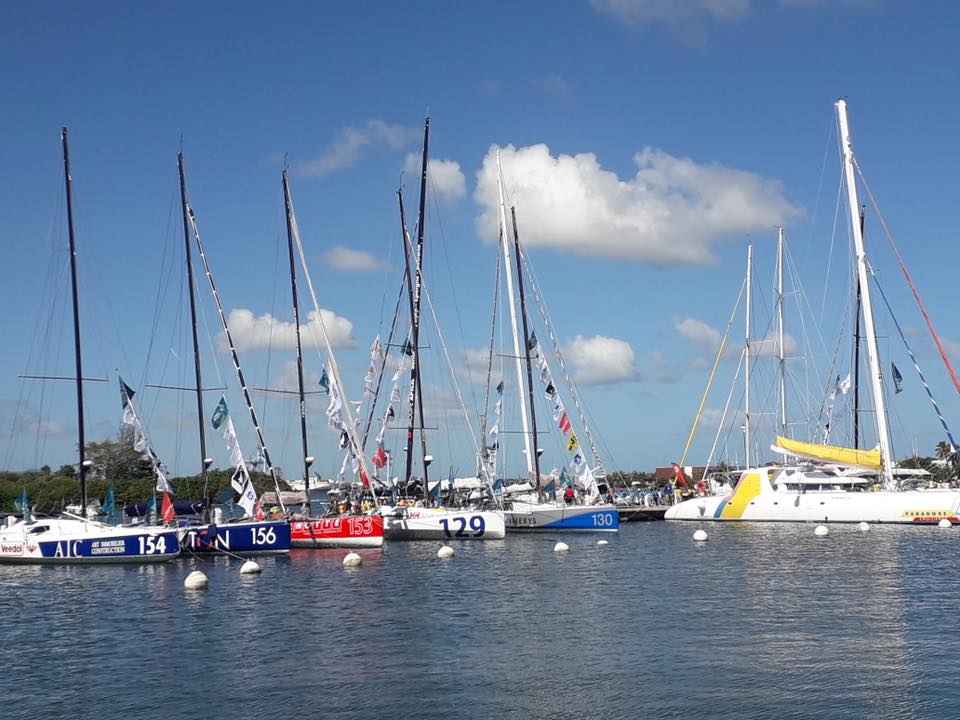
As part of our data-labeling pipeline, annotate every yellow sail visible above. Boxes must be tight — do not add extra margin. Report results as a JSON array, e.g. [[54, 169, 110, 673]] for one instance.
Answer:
[[775, 436, 882, 469]]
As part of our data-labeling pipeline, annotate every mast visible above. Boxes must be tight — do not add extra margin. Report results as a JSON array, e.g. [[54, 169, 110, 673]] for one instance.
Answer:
[[776, 228, 787, 438], [744, 243, 753, 467], [62, 128, 89, 517], [404, 117, 431, 501], [853, 207, 865, 449], [496, 151, 533, 477], [511, 207, 542, 497], [283, 170, 311, 513], [178, 152, 211, 517], [836, 99, 895, 487]]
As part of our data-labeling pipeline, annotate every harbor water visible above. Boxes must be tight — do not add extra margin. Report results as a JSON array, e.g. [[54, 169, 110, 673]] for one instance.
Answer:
[[1, 521, 957, 719]]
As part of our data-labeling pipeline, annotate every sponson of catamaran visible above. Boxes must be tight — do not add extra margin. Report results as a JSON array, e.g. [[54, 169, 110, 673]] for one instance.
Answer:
[[490, 151, 617, 533], [0, 128, 180, 565], [667, 99, 960, 526]]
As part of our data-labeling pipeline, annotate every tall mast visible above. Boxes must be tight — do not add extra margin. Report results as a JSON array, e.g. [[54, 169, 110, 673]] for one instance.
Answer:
[[404, 117, 431, 501], [744, 243, 752, 467], [776, 228, 787, 438], [283, 170, 311, 513], [62, 128, 88, 517], [853, 208, 865, 449], [511, 207, 542, 497], [496, 151, 533, 477], [836, 99, 895, 487], [178, 152, 210, 516]]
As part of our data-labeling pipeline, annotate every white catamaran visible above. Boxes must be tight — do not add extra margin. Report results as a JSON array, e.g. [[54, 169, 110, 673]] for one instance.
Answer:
[[667, 100, 960, 525]]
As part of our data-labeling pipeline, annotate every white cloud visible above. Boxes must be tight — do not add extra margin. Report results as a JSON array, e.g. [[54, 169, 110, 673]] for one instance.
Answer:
[[222, 308, 355, 353], [321, 245, 391, 272], [590, 0, 750, 28], [475, 144, 800, 265], [564, 334, 639, 385], [300, 120, 420, 177], [403, 154, 467, 201], [674, 317, 721, 350]]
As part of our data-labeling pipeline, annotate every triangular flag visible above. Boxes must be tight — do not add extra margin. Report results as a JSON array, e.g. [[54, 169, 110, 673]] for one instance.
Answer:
[[161, 491, 176, 524], [892, 362, 903, 394]]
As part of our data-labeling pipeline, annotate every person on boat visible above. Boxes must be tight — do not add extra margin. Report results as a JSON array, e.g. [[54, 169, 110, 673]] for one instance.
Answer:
[[563, 486, 575, 505]]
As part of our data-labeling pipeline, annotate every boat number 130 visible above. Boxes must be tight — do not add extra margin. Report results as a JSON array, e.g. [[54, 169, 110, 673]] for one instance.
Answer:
[[439, 516, 485, 538]]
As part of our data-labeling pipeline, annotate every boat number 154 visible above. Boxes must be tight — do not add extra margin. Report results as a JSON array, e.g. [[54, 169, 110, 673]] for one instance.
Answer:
[[439, 516, 485, 538]]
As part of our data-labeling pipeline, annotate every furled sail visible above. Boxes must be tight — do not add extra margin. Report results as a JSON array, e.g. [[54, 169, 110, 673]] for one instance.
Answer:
[[775, 435, 882, 469]]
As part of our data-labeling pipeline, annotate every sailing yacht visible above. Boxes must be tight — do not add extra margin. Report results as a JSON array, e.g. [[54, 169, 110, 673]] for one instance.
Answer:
[[491, 152, 618, 533], [0, 129, 179, 564], [372, 117, 505, 541], [279, 169, 384, 548], [666, 100, 960, 525], [172, 152, 290, 554]]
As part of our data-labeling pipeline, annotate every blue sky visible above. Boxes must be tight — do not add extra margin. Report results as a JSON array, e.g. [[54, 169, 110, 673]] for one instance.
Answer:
[[2, 0, 960, 482]]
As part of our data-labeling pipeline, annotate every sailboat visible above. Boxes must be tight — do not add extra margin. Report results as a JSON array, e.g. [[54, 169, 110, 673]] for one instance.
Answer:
[[666, 99, 960, 525], [280, 169, 384, 548], [374, 117, 505, 541], [0, 129, 179, 563], [172, 152, 290, 554], [491, 152, 619, 533]]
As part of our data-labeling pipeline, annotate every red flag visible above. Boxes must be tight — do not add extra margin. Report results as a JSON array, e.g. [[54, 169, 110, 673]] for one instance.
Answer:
[[558, 412, 571, 435], [161, 491, 176, 524], [255, 500, 265, 521], [372, 446, 387, 469], [672, 463, 689, 490], [360, 467, 370, 488]]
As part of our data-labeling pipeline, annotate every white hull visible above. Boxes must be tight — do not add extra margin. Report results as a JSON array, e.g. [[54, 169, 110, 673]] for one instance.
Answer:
[[381, 508, 505, 541], [666, 467, 960, 524], [0, 516, 180, 564], [504, 502, 619, 532]]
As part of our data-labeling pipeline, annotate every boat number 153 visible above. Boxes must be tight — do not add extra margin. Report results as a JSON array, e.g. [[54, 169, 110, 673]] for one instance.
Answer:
[[439, 515, 485, 538]]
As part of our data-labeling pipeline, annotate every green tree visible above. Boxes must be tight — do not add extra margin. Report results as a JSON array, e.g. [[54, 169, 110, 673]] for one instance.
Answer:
[[85, 425, 154, 482]]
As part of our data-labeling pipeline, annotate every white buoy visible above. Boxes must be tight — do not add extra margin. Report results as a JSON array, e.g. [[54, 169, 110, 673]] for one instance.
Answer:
[[437, 545, 455, 559], [814, 524, 829, 537], [938, 518, 952, 528], [858, 521, 871, 532], [184, 570, 209, 590], [342, 552, 362, 568], [554, 541, 570, 553], [693, 529, 708, 542], [597, 539, 609, 546], [240, 560, 262, 575]]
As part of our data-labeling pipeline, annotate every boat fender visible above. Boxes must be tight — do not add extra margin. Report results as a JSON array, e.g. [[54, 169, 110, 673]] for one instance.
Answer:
[[597, 539, 609, 546], [938, 518, 952, 528], [342, 552, 363, 568], [858, 522, 871, 532], [693, 529, 708, 542], [554, 542, 570, 553], [240, 560, 262, 575], [814, 525, 829, 537], [184, 570, 209, 590], [437, 545, 455, 559]]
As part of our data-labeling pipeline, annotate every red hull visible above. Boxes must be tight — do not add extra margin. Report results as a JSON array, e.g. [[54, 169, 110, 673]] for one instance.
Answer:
[[290, 515, 384, 548]]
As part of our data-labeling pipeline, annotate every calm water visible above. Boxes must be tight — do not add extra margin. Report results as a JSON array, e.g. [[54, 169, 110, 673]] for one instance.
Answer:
[[1, 522, 958, 719]]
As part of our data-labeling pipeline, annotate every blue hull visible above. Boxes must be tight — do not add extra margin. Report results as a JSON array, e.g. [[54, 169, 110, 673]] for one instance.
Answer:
[[35, 530, 180, 562], [504, 504, 619, 532], [180, 520, 290, 554]]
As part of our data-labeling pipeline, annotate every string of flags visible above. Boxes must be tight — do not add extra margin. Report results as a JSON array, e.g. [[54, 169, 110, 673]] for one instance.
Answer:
[[119, 377, 173, 493], [211, 396, 257, 517]]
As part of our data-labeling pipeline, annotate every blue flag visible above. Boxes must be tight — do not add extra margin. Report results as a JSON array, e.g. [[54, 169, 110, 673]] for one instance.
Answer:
[[559, 467, 571, 488], [211, 396, 229, 430], [119, 377, 136, 409], [319, 367, 330, 393], [102, 483, 116, 516], [12, 487, 28, 514], [543, 477, 557, 500], [892, 362, 903, 394], [146, 490, 157, 520]]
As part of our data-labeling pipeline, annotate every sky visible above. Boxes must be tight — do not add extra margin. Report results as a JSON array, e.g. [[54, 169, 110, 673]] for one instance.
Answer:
[[2, 0, 960, 484]]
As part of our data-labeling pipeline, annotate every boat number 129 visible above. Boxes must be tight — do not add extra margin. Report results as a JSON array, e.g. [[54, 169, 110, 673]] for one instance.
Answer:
[[440, 515, 485, 538]]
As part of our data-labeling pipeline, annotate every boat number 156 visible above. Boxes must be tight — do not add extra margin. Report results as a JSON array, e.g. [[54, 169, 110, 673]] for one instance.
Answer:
[[439, 516, 486, 538]]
